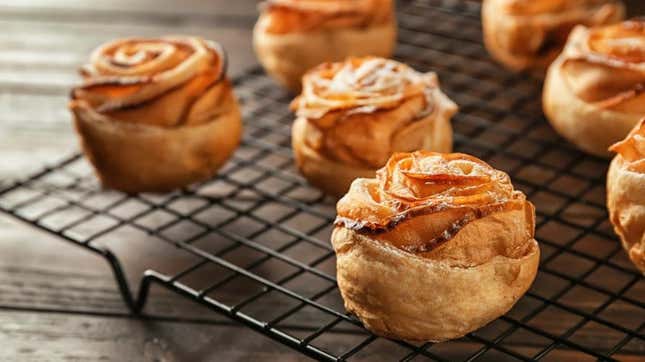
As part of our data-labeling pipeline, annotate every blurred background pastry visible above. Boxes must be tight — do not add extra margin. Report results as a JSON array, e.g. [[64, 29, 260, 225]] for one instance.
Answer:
[[291, 57, 457, 197], [543, 19, 644, 157], [483, 0, 625, 73], [607, 119, 645, 273], [332, 151, 540, 342], [69, 36, 242, 193], [253, 0, 397, 92]]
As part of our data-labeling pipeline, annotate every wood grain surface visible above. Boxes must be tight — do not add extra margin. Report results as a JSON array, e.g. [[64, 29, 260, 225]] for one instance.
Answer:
[[0, 1, 296, 360], [1, 1, 644, 361]]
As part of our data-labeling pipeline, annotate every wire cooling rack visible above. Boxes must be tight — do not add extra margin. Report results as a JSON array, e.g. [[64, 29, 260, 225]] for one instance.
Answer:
[[1, 0, 643, 360]]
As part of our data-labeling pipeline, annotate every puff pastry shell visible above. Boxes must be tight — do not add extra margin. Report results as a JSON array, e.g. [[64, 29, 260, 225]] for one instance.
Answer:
[[291, 57, 457, 197], [543, 20, 645, 157], [483, 0, 625, 72], [607, 119, 645, 273], [253, 0, 397, 91], [332, 151, 540, 341], [69, 36, 242, 193]]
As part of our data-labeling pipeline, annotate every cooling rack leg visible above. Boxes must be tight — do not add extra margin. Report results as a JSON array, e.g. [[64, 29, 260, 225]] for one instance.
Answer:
[[96, 247, 169, 315], [99, 248, 140, 313], [133, 270, 171, 314]]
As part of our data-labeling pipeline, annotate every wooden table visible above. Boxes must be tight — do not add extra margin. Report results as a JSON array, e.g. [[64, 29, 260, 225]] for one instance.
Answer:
[[0, 1, 305, 360], [1, 1, 643, 361]]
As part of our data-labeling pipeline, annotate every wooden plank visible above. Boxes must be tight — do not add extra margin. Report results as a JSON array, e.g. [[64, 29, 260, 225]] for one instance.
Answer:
[[0, 0, 259, 17], [0, 93, 69, 126], [0, 310, 307, 362], [0, 7, 256, 30], [0, 23, 257, 94]]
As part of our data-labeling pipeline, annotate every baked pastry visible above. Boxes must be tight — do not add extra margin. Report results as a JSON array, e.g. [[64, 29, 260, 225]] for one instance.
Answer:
[[253, 0, 397, 92], [482, 0, 625, 72], [543, 19, 645, 157], [607, 119, 645, 273], [69, 36, 242, 193], [291, 57, 458, 197], [332, 151, 540, 341]]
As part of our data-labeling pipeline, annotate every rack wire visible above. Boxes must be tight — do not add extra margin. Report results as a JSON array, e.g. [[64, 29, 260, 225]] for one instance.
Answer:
[[0, 0, 643, 360]]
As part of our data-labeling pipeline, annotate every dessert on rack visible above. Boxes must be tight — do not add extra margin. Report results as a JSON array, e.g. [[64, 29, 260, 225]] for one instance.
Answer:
[[291, 56, 457, 196], [69, 36, 242, 193], [483, 0, 625, 73], [543, 19, 645, 157], [254, 0, 397, 91], [607, 119, 645, 274], [332, 151, 540, 341]]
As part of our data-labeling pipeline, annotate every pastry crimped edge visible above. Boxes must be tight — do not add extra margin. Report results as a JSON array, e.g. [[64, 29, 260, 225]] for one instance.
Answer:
[[331, 219, 540, 342], [542, 56, 642, 158], [70, 86, 242, 193], [291, 110, 454, 198], [607, 155, 645, 273], [253, 21, 397, 92]]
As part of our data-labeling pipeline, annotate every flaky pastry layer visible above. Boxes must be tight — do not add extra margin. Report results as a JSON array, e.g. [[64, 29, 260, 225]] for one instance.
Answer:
[[253, 11, 396, 92], [543, 20, 645, 157], [292, 58, 457, 169], [256, 0, 393, 34], [332, 151, 539, 341], [291, 58, 456, 196], [69, 36, 242, 192], [483, 0, 625, 72], [607, 119, 645, 273]]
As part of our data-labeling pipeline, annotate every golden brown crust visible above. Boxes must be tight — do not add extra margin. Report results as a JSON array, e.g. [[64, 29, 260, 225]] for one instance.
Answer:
[[292, 117, 376, 197], [72, 37, 227, 124], [69, 36, 242, 193], [607, 119, 645, 273], [253, 1, 396, 92], [333, 228, 540, 342], [291, 58, 457, 197], [336, 151, 532, 250], [482, 0, 625, 72], [332, 151, 539, 341], [543, 20, 645, 157], [258, 0, 393, 34]]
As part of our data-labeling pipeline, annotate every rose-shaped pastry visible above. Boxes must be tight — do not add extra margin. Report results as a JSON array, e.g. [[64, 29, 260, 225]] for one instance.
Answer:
[[291, 57, 458, 197], [69, 36, 242, 193], [607, 119, 645, 273], [543, 19, 645, 157], [253, 0, 397, 92], [483, 0, 625, 72], [332, 151, 540, 341]]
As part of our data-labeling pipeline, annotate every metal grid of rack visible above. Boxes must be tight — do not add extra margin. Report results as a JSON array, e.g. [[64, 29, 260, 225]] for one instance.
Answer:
[[0, 0, 643, 360]]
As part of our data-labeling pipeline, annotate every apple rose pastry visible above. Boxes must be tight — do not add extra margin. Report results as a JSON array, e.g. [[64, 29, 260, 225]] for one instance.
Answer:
[[607, 119, 645, 273], [482, 0, 625, 72], [543, 19, 645, 157], [332, 151, 540, 341], [291, 57, 458, 197], [69, 36, 242, 193], [253, 0, 397, 92]]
